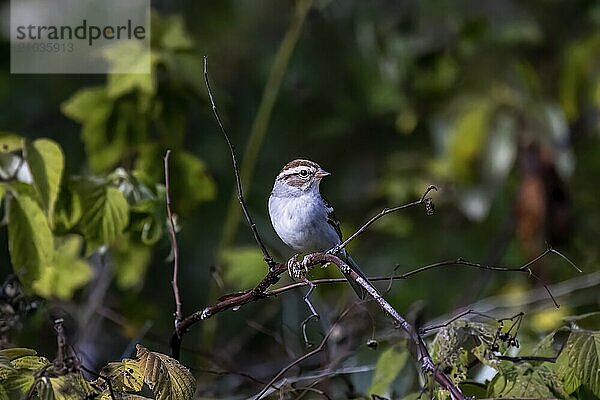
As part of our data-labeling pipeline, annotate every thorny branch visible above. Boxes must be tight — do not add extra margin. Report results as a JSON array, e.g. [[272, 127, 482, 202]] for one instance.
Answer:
[[203, 56, 276, 270], [164, 150, 183, 329]]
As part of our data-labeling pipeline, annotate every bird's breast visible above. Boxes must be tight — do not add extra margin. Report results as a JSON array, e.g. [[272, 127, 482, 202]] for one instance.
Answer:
[[268, 194, 338, 252]]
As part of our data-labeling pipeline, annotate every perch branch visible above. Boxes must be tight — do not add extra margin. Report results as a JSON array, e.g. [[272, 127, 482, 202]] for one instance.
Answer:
[[170, 187, 438, 357], [267, 244, 577, 306]]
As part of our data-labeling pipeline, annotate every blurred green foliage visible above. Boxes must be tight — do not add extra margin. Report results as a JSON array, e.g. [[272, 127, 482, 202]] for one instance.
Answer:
[[0, 0, 599, 399]]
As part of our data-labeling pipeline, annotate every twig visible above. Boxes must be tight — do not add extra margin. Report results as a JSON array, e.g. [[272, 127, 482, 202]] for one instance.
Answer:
[[204, 56, 276, 269], [164, 150, 183, 329], [217, 0, 314, 258], [253, 364, 374, 398], [80, 364, 116, 400], [332, 185, 437, 254], [268, 244, 577, 306], [419, 309, 499, 334], [253, 307, 354, 400], [300, 279, 320, 347]]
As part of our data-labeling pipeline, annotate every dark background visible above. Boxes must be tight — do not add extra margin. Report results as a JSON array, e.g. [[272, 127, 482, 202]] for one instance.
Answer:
[[0, 0, 599, 398]]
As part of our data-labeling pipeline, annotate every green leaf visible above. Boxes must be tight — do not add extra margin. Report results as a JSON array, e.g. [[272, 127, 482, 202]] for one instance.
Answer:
[[555, 330, 600, 397], [53, 184, 83, 233], [368, 346, 408, 396], [8, 193, 54, 292], [102, 42, 153, 96], [2, 370, 36, 399], [0, 384, 8, 400], [33, 235, 93, 299], [0, 349, 37, 379], [61, 86, 110, 123], [136, 146, 215, 215], [100, 359, 144, 392], [77, 181, 130, 252], [459, 382, 488, 398], [154, 14, 194, 50], [25, 139, 64, 223], [222, 247, 266, 290], [135, 344, 195, 400], [112, 236, 153, 289], [61, 87, 126, 172], [564, 312, 600, 331], [448, 97, 494, 183], [489, 364, 567, 399]]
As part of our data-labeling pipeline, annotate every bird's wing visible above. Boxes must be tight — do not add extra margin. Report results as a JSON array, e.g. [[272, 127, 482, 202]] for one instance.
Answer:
[[322, 196, 343, 241]]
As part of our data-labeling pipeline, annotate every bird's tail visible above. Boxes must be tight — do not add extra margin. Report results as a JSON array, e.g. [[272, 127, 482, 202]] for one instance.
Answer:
[[340, 253, 369, 300]]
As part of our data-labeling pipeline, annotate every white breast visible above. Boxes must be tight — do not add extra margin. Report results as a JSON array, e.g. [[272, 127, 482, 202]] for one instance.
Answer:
[[268, 193, 340, 253]]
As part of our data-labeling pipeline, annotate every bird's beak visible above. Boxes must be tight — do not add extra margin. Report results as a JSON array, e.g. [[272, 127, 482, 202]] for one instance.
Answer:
[[315, 168, 331, 179]]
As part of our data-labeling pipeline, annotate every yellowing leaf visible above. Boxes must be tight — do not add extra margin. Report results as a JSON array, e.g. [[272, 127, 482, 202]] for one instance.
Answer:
[[368, 346, 408, 396], [10, 356, 50, 370], [8, 193, 54, 293], [0, 349, 37, 361], [135, 344, 195, 400], [101, 359, 144, 392], [43, 373, 97, 400], [0, 133, 23, 153], [25, 139, 64, 224]]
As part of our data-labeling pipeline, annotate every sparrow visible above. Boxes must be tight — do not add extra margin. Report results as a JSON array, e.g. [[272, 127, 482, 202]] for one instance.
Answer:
[[268, 159, 368, 299]]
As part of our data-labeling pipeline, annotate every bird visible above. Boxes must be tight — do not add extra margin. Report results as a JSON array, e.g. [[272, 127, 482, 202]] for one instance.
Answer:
[[268, 159, 368, 299]]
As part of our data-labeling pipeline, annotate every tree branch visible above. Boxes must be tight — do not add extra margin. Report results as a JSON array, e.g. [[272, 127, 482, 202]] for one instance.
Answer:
[[164, 150, 183, 329], [266, 244, 578, 306]]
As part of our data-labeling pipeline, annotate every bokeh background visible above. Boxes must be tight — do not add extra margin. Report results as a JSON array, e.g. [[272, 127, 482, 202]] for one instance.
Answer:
[[1, 0, 599, 398]]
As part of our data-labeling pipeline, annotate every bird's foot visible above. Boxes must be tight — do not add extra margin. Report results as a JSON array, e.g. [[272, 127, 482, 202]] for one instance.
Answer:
[[326, 245, 341, 255], [287, 254, 305, 281]]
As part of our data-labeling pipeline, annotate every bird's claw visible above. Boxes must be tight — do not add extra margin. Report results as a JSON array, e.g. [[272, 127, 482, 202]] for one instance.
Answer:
[[326, 245, 341, 255], [287, 254, 306, 281]]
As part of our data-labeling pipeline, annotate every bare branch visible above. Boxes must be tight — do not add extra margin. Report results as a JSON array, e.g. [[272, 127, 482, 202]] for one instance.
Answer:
[[164, 150, 183, 329], [253, 307, 354, 400], [333, 185, 437, 253], [268, 245, 577, 307], [203, 56, 276, 269]]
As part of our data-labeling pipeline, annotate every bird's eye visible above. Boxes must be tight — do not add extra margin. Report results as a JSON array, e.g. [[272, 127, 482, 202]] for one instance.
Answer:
[[299, 169, 309, 177]]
